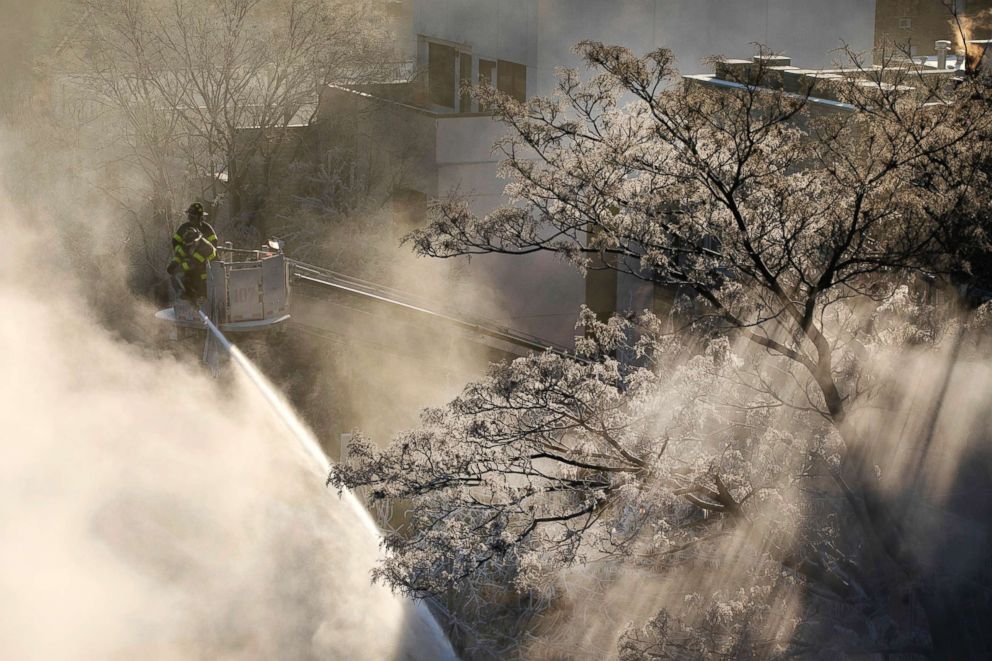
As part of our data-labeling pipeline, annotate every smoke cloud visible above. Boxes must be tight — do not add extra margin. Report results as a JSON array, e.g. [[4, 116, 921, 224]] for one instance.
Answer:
[[0, 164, 455, 659]]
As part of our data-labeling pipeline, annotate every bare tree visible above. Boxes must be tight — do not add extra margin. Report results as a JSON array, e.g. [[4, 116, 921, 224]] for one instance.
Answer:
[[334, 43, 992, 658], [69, 0, 393, 234]]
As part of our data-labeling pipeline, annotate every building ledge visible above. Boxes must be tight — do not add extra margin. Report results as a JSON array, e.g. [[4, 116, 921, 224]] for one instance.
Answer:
[[325, 84, 496, 120], [683, 74, 856, 111]]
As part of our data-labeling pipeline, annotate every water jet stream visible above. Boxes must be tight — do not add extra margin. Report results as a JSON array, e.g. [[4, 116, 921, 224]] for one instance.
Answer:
[[195, 310, 457, 657], [198, 312, 378, 532]]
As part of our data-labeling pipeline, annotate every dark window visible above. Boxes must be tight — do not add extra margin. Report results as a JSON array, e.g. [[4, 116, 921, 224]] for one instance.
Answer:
[[478, 59, 496, 112], [497, 59, 526, 102], [428, 42, 455, 107], [479, 59, 496, 86], [459, 52, 472, 112]]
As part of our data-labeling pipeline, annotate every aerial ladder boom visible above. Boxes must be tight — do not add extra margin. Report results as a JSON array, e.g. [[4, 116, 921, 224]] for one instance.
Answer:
[[287, 260, 576, 359], [156, 241, 576, 362]]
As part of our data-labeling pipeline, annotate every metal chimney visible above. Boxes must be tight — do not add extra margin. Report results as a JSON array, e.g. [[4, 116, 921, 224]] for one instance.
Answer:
[[936, 40, 952, 69]]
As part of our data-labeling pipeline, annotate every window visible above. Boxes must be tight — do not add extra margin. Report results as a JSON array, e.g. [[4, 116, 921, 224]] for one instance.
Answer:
[[477, 59, 497, 111], [459, 52, 472, 112], [478, 59, 496, 86], [497, 60, 526, 102], [899, 17, 912, 30], [428, 42, 455, 107]]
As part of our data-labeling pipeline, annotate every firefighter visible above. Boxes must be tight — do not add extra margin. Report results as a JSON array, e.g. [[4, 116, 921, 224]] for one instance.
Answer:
[[167, 226, 217, 301], [172, 202, 218, 255]]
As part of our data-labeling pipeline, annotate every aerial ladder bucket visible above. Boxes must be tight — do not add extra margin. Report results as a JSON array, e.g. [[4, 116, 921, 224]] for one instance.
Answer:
[[155, 241, 291, 335]]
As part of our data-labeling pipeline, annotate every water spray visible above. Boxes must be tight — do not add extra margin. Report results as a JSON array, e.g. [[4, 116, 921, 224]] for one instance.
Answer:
[[195, 310, 459, 658], [196, 309, 379, 536]]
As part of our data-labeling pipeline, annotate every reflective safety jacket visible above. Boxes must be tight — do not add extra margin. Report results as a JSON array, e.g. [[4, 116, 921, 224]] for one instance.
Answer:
[[172, 219, 218, 253], [170, 236, 217, 282]]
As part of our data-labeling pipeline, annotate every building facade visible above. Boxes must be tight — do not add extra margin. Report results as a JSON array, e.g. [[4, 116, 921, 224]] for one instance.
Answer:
[[321, 1, 879, 346]]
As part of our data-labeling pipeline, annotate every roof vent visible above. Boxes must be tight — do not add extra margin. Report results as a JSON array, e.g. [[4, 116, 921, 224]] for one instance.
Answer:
[[936, 40, 951, 69]]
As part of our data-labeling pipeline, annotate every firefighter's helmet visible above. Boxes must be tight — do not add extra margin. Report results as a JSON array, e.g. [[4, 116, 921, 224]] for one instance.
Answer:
[[186, 202, 207, 218]]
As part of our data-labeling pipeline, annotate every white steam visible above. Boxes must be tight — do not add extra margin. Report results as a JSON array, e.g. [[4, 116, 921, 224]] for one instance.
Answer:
[[0, 193, 455, 658]]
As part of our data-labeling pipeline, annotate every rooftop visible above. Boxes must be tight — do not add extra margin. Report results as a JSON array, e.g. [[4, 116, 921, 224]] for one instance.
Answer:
[[686, 52, 964, 111]]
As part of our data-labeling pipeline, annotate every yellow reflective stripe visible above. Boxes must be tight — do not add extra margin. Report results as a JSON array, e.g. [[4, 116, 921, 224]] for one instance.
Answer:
[[172, 233, 183, 243], [200, 273, 208, 280], [181, 262, 190, 271], [193, 252, 206, 263], [205, 234, 218, 243], [175, 245, 187, 257], [170, 255, 181, 264]]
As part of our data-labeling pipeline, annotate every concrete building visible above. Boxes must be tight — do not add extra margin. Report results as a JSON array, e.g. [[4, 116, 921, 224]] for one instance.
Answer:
[[319, 1, 879, 346], [400, 0, 878, 105]]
